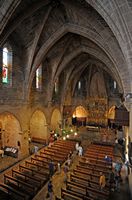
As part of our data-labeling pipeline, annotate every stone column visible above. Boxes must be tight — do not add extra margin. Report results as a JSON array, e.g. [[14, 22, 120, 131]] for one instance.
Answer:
[[128, 102, 132, 141], [124, 100, 132, 141], [124, 126, 129, 161]]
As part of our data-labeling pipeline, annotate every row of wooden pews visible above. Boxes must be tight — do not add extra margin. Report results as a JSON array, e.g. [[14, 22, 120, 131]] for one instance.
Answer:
[[0, 139, 75, 200], [61, 143, 114, 200]]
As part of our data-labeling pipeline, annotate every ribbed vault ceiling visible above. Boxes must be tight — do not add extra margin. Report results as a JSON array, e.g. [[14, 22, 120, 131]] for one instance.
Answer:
[[0, 0, 130, 102]]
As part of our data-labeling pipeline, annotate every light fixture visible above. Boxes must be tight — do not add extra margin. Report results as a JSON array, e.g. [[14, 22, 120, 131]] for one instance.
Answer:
[[74, 132, 77, 136], [63, 136, 66, 140]]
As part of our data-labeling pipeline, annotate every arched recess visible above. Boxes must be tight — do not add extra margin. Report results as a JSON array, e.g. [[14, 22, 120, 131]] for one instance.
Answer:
[[0, 112, 22, 148], [50, 109, 62, 131], [73, 106, 87, 126], [30, 109, 48, 140]]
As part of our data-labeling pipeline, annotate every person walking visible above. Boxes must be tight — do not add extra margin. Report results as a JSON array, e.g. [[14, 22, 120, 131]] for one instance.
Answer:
[[63, 162, 69, 183], [49, 160, 54, 177], [109, 170, 115, 191], [47, 180, 53, 200], [114, 171, 121, 191]]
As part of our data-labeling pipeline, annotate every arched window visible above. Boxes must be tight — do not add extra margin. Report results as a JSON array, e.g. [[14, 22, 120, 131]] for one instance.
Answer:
[[2, 44, 12, 85], [54, 78, 58, 93], [114, 81, 117, 89], [36, 64, 42, 90], [78, 81, 81, 90]]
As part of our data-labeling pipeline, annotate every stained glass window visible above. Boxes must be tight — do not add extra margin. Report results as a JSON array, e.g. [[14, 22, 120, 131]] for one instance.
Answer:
[[2, 45, 12, 85], [2, 47, 8, 83], [36, 64, 42, 90]]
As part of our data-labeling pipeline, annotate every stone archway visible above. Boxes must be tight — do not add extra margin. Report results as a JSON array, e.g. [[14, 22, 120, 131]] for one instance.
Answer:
[[50, 108, 61, 131], [73, 106, 87, 126], [30, 109, 48, 140], [0, 112, 23, 153]]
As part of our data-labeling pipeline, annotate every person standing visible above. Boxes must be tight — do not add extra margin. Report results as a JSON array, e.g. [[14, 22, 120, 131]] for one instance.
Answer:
[[34, 145, 39, 154], [57, 161, 61, 174], [75, 142, 79, 154], [78, 145, 83, 156], [99, 172, 106, 190]]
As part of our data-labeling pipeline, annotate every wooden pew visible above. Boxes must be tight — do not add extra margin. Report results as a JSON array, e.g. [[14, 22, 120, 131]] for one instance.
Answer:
[[47, 146, 71, 153], [71, 173, 99, 188], [19, 165, 47, 183], [91, 143, 113, 150], [4, 174, 37, 196], [40, 152, 63, 163], [70, 173, 109, 191], [87, 146, 113, 153], [25, 160, 49, 177], [76, 165, 110, 176], [66, 181, 109, 200], [73, 169, 100, 181], [12, 169, 43, 187], [82, 156, 112, 167], [85, 148, 113, 155], [90, 143, 113, 149], [86, 152, 113, 159], [31, 157, 49, 168], [34, 154, 50, 163], [0, 182, 29, 200], [46, 147, 68, 156], [61, 188, 93, 200], [79, 160, 112, 171], [34, 154, 58, 167], [41, 150, 66, 160], [84, 153, 113, 161], [43, 149, 67, 159], [53, 143, 74, 151]]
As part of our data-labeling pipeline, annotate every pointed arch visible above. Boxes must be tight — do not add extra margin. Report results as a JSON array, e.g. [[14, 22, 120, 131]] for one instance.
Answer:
[[30, 109, 48, 140], [50, 108, 61, 130], [73, 106, 87, 126], [0, 112, 21, 148], [73, 106, 87, 118]]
